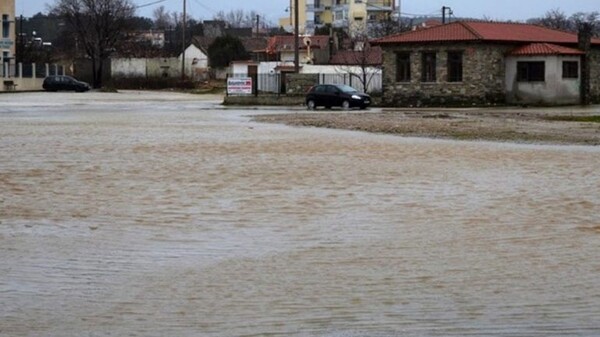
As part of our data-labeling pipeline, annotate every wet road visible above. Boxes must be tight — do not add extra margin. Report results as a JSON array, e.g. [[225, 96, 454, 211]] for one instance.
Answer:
[[1, 91, 600, 336]]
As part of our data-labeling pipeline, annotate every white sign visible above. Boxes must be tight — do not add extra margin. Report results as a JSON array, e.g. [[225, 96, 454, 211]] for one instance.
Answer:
[[227, 77, 253, 95], [0, 39, 14, 49]]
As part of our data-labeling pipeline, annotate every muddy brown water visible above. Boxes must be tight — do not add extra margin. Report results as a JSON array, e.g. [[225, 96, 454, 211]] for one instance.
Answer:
[[1, 92, 599, 336]]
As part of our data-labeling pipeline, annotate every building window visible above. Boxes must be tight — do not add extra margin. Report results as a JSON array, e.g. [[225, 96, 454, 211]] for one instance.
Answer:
[[562, 61, 579, 79], [334, 11, 345, 21], [396, 52, 411, 82], [447, 51, 463, 82], [517, 61, 545, 82], [421, 52, 436, 82], [2, 15, 9, 39]]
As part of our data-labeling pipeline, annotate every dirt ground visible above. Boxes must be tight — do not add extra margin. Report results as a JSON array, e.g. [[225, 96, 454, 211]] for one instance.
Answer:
[[252, 106, 600, 145]]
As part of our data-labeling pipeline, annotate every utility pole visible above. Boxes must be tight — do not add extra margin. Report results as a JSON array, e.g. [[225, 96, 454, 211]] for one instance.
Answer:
[[256, 14, 260, 38], [181, 0, 187, 80], [442, 6, 452, 24], [294, 0, 300, 73], [397, 0, 401, 22]]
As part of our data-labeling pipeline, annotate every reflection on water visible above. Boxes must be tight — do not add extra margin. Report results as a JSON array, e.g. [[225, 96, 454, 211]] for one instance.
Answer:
[[1, 92, 600, 336]]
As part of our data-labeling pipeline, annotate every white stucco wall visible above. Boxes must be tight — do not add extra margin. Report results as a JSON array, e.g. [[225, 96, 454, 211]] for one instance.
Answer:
[[112, 58, 147, 77], [231, 63, 253, 76], [180, 45, 208, 79], [506, 55, 580, 105]]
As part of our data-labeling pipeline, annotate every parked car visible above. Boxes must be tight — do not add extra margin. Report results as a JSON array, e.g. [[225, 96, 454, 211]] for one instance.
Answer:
[[43, 75, 91, 92], [305, 84, 371, 110]]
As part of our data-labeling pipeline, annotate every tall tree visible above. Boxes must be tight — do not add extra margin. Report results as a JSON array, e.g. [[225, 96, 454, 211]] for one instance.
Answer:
[[49, 0, 135, 88]]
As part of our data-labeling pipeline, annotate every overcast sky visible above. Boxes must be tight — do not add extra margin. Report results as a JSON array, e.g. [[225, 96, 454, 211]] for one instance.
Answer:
[[16, 0, 600, 24]]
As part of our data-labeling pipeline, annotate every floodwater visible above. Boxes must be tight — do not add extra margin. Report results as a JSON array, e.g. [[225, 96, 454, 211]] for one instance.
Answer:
[[1, 91, 599, 337]]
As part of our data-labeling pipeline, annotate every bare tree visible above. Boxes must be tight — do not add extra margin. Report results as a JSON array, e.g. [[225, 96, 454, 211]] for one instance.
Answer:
[[531, 9, 572, 31], [369, 17, 411, 39], [529, 9, 600, 36], [213, 9, 243, 28], [571, 11, 600, 34], [213, 9, 270, 29], [333, 28, 382, 93], [50, 0, 135, 88], [153, 5, 172, 29]]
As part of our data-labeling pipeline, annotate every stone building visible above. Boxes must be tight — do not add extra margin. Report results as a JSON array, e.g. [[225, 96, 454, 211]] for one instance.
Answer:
[[373, 21, 600, 106]]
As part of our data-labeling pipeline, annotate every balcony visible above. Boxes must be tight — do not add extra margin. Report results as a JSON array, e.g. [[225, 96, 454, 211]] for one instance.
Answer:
[[307, 4, 325, 13], [366, 0, 394, 11]]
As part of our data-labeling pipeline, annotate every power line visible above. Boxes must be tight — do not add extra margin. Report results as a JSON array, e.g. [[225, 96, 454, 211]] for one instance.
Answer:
[[400, 11, 440, 18], [191, 0, 217, 14], [135, 0, 167, 9]]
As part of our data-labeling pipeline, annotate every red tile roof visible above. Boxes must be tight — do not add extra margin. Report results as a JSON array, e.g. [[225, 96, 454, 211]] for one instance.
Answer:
[[374, 21, 600, 45], [266, 35, 330, 54], [509, 43, 585, 56]]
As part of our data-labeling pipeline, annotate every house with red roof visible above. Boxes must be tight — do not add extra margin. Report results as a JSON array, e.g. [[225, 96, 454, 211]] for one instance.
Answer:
[[265, 35, 333, 65], [373, 21, 600, 106]]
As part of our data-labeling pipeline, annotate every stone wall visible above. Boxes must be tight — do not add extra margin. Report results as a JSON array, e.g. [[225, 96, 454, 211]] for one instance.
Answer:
[[381, 43, 513, 107]]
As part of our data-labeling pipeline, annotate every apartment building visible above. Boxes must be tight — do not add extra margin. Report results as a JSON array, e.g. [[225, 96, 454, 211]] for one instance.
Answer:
[[1, 0, 15, 75], [280, 0, 397, 36]]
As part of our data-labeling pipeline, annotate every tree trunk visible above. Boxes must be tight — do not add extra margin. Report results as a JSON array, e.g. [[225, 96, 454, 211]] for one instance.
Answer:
[[96, 59, 104, 89], [91, 57, 98, 89]]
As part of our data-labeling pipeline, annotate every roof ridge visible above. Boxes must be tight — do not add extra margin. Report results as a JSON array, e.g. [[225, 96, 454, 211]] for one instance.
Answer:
[[544, 42, 560, 53], [459, 21, 484, 40]]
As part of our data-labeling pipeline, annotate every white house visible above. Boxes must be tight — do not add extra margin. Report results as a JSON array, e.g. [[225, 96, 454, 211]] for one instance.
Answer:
[[180, 43, 209, 80], [505, 43, 583, 105]]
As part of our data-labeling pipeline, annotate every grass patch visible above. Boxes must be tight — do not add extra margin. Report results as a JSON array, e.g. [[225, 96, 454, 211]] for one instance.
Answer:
[[545, 115, 600, 123]]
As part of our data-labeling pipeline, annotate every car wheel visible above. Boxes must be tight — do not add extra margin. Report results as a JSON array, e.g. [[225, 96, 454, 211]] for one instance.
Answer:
[[342, 100, 351, 110], [307, 100, 316, 110]]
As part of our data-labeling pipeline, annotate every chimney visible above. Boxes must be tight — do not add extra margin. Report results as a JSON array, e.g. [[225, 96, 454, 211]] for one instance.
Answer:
[[578, 23, 593, 106]]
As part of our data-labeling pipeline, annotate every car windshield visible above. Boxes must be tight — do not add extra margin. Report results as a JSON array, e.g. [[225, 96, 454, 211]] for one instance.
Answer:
[[337, 85, 358, 93]]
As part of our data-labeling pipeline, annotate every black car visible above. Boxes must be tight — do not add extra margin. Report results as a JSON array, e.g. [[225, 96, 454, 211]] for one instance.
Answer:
[[305, 84, 371, 110], [43, 75, 91, 92]]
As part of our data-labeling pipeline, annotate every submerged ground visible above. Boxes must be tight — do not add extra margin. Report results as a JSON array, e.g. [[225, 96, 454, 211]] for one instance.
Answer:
[[1, 91, 599, 336]]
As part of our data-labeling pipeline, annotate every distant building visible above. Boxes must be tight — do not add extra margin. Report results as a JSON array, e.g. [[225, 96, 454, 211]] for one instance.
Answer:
[[1, 0, 16, 77], [132, 30, 166, 48], [279, 0, 397, 36], [203, 20, 228, 38], [265, 35, 332, 64]]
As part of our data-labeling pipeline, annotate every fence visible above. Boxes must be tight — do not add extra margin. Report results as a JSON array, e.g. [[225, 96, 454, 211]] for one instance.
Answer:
[[1, 63, 66, 92], [230, 72, 383, 95], [318, 73, 382, 94], [2, 62, 65, 78]]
